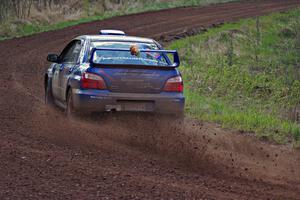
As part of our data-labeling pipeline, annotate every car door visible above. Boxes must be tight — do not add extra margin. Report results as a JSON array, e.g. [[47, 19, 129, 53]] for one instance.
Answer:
[[60, 40, 83, 102], [51, 63, 62, 100], [52, 40, 82, 101]]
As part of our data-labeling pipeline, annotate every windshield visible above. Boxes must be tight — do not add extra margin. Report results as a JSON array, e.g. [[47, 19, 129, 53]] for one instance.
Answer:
[[90, 41, 169, 66]]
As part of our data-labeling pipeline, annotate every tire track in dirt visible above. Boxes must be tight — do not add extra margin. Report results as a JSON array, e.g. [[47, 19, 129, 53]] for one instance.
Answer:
[[0, 0, 300, 199]]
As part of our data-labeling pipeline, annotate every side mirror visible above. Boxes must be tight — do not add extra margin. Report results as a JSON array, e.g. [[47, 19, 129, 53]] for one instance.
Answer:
[[47, 54, 59, 63]]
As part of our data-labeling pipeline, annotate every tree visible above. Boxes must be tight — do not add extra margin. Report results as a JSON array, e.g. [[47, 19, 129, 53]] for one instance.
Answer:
[[0, 0, 11, 22]]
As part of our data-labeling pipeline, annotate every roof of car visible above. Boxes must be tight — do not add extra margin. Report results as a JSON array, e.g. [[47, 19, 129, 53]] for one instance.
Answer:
[[79, 35, 155, 43]]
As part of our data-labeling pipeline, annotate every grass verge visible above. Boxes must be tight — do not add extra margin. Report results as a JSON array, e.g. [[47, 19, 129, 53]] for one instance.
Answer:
[[168, 8, 300, 145]]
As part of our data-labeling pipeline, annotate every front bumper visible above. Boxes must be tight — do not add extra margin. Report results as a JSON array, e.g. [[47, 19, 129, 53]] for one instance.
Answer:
[[72, 89, 185, 114]]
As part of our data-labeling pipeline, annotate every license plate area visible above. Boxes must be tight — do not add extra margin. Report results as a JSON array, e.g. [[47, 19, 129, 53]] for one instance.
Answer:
[[117, 100, 154, 112]]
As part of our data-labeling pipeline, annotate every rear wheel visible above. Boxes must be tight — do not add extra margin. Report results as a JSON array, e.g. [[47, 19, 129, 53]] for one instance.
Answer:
[[169, 114, 185, 134], [66, 90, 77, 120], [45, 80, 55, 107], [156, 113, 185, 130]]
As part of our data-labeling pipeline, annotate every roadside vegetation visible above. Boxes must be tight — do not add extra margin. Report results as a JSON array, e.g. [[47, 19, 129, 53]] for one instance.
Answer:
[[169, 9, 300, 145], [0, 0, 236, 40]]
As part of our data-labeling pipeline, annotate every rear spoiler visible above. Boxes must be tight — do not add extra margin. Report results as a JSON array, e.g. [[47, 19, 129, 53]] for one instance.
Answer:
[[89, 48, 180, 68]]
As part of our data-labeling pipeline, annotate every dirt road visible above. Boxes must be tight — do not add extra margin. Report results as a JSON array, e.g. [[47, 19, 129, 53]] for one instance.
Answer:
[[1, 0, 300, 199]]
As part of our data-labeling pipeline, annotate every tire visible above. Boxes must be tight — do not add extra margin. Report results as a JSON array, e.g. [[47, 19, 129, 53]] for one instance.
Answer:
[[156, 113, 185, 130], [175, 112, 185, 125], [66, 90, 77, 120], [45, 80, 55, 107]]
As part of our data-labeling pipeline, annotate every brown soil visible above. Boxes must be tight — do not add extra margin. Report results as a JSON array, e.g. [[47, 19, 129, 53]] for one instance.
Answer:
[[0, 0, 300, 199]]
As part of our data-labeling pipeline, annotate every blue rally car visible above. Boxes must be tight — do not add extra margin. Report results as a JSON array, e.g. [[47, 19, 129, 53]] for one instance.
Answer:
[[44, 30, 185, 118]]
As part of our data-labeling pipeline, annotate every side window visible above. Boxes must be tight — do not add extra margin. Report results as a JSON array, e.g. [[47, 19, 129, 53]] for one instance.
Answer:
[[59, 40, 82, 64]]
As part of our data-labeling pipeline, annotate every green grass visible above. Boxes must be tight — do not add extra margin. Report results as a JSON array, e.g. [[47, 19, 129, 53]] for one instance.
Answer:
[[168, 9, 300, 145], [0, 0, 236, 41]]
